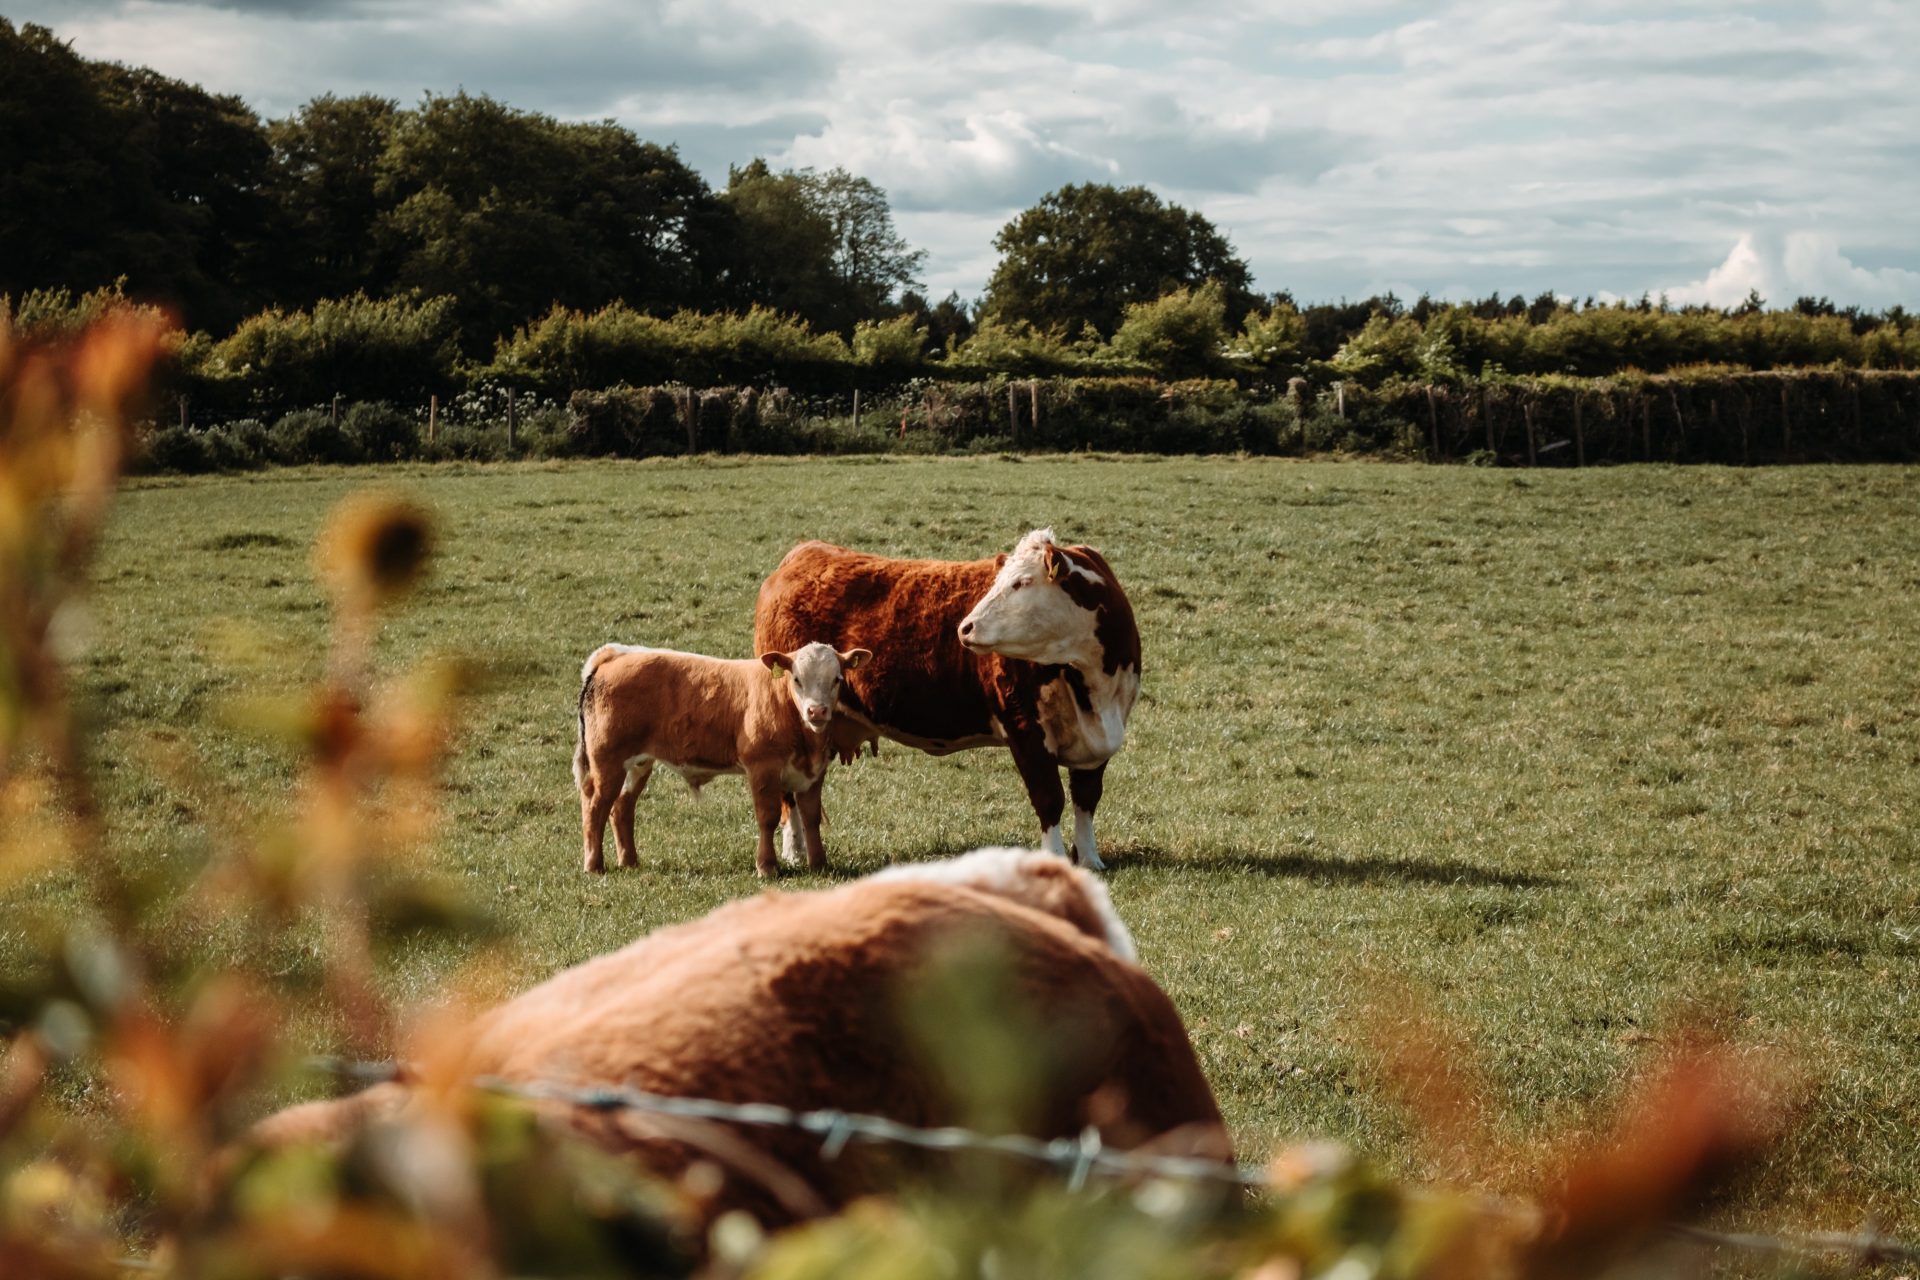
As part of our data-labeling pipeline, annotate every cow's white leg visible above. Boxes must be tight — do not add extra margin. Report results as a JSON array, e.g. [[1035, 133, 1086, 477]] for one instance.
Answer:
[[779, 794, 802, 866], [1040, 824, 1067, 859], [1072, 805, 1105, 871]]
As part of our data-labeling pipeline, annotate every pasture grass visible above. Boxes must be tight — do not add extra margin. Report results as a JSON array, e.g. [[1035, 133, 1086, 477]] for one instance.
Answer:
[[12, 455, 1920, 1236]]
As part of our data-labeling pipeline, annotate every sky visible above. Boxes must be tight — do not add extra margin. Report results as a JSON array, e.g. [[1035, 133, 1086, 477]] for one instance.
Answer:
[[14, 0, 1920, 309]]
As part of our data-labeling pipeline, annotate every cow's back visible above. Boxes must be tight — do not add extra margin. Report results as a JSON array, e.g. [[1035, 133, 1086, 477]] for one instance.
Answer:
[[754, 541, 1002, 742], [465, 879, 1226, 1223]]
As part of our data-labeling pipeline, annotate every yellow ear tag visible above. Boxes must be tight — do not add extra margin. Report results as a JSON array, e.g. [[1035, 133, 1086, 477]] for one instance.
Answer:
[[1047, 550, 1066, 582]]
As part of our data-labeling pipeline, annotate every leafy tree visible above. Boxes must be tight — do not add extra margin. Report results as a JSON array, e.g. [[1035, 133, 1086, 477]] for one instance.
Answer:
[[718, 160, 842, 327], [814, 168, 926, 317], [92, 62, 279, 331], [0, 20, 146, 301], [899, 289, 974, 353], [268, 94, 402, 304], [372, 92, 723, 349], [982, 184, 1255, 340], [719, 162, 923, 334], [0, 20, 274, 330]]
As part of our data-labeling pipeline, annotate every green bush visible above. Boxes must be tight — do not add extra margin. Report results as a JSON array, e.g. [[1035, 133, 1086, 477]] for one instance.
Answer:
[[342, 400, 420, 461], [492, 304, 854, 396], [1108, 283, 1233, 379], [137, 425, 213, 474], [205, 293, 461, 416], [269, 408, 359, 465], [852, 314, 929, 375], [201, 418, 272, 470]]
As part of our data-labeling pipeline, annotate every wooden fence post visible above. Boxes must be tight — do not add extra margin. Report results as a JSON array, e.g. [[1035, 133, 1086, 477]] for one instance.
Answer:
[[428, 394, 438, 444], [507, 386, 518, 451], [851, 387, 860, 428], [331, 392, 342, 426], [1335, 382, 1346, 419], [1523, 396, 1537, 466], [1425, 385, 1440, 460], [179, 396, 188, 431], [1029, 380, 1040, 441], [1008, 381, 1021, 444], [1573, 394, 1585, 467]]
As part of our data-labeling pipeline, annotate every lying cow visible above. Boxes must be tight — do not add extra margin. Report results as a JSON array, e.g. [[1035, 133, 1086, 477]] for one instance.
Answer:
[[753, 528, 1140, 869], [573, 640, 870, 875], [246, 848, 1230, 1231]]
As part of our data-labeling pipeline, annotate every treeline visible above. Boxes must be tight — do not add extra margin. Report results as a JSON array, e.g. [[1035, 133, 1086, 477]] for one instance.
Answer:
[[1, 20, 928, 348], [9, 16, 1920, 471]]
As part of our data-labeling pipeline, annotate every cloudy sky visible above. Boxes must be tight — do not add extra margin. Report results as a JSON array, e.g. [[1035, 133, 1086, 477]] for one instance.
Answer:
[[17, 0, 1920, 309]]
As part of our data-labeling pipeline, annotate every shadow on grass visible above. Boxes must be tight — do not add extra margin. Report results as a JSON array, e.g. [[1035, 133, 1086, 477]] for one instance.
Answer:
[[1105, 842, 1563, 890], [815, 840, 1562, 892]]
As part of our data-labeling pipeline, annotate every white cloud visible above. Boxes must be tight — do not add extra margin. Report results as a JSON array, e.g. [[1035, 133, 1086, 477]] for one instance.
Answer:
[[1664, 232, 1920, 310]]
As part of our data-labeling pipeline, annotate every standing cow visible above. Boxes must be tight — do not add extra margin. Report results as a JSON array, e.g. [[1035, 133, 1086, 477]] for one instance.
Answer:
[[753, 528, 1139, 869]]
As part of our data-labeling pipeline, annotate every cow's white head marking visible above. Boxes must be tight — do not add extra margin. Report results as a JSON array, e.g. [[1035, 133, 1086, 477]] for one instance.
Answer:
[[956, 528, 1103, 666], [762, 642, 871, 730]]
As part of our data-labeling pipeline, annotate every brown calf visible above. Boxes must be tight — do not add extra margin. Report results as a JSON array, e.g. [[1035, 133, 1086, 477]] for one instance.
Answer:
[[573, 640, 869, 875]]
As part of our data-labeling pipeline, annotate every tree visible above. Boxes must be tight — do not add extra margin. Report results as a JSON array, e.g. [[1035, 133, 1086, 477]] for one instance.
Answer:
[[268, 94, 402, 305], [0, 20, 150, 302], [898, 289, 974, 353], [0, 20, 275, 330], [718, 162, 923, 334], [93, 62, 279, 331], [982, 184, 1255, 340], [717, 160, 841, 326], [370, 92, 723, 349], [812, 168, 925, 319]]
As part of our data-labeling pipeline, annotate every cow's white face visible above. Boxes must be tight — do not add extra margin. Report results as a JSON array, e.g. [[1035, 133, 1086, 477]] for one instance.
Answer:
[[957, 528, 1102, 666], [763, 642, 871, 730]]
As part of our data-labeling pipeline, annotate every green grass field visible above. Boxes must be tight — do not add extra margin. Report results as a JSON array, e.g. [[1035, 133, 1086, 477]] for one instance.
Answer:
[[13, 456, 1920, 1235]]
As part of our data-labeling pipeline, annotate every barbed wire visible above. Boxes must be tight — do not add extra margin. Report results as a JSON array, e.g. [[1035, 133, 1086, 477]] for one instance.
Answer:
[[310, 1056, 1263, 1192], [111, 1057, 1920, 1274], [311, 1058, 1920, 1267]]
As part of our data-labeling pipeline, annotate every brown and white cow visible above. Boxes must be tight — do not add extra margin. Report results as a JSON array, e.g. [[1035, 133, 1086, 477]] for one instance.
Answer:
[[574, 640, 870, 875], [244, 848, 1230, 1230], [752, 528, 1140, 869]]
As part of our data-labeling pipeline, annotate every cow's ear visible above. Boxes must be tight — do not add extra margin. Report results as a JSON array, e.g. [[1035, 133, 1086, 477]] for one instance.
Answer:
[[842, 648, 873, 671], [1044, 543, 1067, 582], [760, 651, 793, 674], [993, 552, 1008, 570]]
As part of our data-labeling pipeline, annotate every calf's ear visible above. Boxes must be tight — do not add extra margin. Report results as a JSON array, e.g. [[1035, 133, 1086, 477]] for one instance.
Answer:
[[759, 651, 794, 673], [841, 648, 873, 670]]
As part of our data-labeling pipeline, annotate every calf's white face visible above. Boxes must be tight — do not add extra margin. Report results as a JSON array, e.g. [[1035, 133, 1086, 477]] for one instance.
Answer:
[[762, 642, 871, 729], [958, 528, 1101, 666]]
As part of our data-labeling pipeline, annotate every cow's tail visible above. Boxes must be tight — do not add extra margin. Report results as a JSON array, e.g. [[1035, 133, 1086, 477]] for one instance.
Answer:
[[575, 644, 619, 788]]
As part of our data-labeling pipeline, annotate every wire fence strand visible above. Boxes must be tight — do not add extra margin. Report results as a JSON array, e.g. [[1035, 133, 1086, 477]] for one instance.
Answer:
[[303, 1057, 1919, 1270]]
